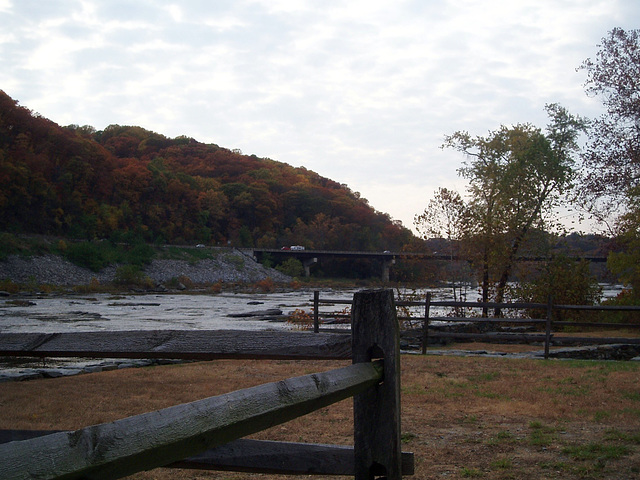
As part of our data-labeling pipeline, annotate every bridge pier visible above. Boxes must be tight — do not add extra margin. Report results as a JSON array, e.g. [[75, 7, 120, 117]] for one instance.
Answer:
[[303, 257, 317, 277], [382, 257, 395, 282]]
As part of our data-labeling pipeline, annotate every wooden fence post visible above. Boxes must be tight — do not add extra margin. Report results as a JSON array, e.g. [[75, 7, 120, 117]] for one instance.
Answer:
[[314, 290, 320, 333], [545, 294, 553, 360], [352, 289, 402, 480], [422, 292, 431, 355]]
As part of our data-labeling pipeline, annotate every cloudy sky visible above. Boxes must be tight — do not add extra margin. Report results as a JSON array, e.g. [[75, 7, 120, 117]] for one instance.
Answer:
[[1, 1, 638, 233]]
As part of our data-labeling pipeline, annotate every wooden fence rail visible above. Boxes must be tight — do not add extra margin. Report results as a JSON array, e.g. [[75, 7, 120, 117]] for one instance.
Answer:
[[0, 289, 414, 480], [0, 330, 352, 360], [312, 291, 640, 359]]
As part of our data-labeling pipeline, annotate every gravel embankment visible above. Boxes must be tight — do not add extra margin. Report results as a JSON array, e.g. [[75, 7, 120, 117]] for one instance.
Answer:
[[0, 249, 291, 287]]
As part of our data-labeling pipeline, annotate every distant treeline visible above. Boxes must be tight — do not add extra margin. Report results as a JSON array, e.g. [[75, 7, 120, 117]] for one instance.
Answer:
[[0, 90, 416, 254]]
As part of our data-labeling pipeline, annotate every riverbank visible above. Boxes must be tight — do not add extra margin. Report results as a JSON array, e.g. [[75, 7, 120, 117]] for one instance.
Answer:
[[0, 249, 291, 290]]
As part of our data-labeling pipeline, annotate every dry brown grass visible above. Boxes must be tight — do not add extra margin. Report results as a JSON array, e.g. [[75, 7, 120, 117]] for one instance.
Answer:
[[1, 355, 640, 480]]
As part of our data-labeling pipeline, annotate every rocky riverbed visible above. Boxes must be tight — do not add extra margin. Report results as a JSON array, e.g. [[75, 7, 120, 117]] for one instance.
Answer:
[[0, 249, 291, 288]]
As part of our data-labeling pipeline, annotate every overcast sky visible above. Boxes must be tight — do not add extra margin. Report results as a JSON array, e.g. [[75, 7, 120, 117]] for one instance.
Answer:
[[1, 1, 638, 233]]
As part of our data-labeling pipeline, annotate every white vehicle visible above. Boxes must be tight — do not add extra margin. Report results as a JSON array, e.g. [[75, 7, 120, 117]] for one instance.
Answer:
[[290, 245, 305, 250]]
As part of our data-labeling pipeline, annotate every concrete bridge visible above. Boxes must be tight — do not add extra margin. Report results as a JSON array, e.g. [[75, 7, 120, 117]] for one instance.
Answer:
[[249, 248, 608, 282], [250, 249, 447, 281]]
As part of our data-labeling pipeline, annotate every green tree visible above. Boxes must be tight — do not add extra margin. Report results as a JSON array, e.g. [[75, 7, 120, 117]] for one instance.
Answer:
[[442, 104, 587, 314]]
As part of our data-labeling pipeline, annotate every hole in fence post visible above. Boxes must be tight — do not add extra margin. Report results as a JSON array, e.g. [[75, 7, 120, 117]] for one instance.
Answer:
[[352, 289, 402, 480]]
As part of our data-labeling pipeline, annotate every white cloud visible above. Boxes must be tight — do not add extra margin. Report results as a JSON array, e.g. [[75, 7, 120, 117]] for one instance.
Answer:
[[1, 0, 638, 231]]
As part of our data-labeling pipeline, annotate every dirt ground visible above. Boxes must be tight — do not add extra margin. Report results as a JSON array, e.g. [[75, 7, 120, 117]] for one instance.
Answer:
[[1, 347, 639, 480]]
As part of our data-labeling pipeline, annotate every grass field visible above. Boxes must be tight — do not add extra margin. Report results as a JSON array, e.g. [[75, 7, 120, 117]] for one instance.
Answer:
[[1, 353, 639, 479]]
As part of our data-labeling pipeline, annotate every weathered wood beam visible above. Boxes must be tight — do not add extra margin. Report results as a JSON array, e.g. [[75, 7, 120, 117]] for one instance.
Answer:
[[352, 289, 403, 480], [0, 361, 382, 480], [0, 433, 414, 476], [0, 330, 352, 360]]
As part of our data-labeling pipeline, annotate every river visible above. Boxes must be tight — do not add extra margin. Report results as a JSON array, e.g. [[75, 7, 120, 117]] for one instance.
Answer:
[[0, 290, 347, 334], [0, 284, 624, 380]]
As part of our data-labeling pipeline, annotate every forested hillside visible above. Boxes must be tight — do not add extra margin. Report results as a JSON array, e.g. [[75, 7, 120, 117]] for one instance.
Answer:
[[0, 91, 415, 251]]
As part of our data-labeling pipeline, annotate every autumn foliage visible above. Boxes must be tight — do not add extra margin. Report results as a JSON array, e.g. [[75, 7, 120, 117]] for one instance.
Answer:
[[0, 91, 414, 252]]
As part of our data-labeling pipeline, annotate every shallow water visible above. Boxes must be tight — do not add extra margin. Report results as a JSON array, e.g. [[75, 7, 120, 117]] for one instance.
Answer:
[[0, 285, 623, 380], [0, 289, 370, 334], [0, 284, 624, 334]]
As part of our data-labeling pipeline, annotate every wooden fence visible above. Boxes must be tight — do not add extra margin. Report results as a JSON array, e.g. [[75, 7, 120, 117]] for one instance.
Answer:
[[311, 291, 640, 359], [0, 290, 414, 480]]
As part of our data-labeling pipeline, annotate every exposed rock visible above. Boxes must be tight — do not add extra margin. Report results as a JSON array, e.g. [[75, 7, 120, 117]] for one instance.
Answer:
[[0, 249, 291, 287], [546, 344, 640, 361]]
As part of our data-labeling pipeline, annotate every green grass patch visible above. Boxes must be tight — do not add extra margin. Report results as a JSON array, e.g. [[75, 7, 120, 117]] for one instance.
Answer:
[[562, 443, 631, 461], [604, 428, 640, 444], [562, 359, 640, 373], [593, 410, 612, 422], [490, 457, 513, 469], [622, 390, 640, 402], [488, 430, 517, 445], [469, 371, 501, 382], [401, 432, 417, 444], [528, 421, 558, 447], [460, 466, 483, 477], [537, 382, 591, 397], [622, 408, 640, 418]]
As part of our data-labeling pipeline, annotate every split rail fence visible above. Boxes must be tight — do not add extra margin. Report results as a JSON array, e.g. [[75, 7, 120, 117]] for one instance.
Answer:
[[0, 290, 414, 480], [311, 291, 640, 359]]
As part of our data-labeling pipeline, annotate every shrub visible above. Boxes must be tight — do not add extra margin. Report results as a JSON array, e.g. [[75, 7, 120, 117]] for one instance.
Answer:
[[287, 308, 313, 330], [177, 275, 195, 289], [64, 242, 114, 272], [601, 289, 640, 324], [0, 279, 20, 294], [255, 277, 275, 292], [276, 258, 304, 277], [0, 233, 22, 260], [514, 255, 602, 324], [124, 243, 155, 266], [114, 265, 153, 288], [74, 278, 104, 293]]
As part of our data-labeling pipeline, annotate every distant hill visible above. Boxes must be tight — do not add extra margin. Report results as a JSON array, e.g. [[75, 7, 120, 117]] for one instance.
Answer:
[[0, 90, 415, 252]]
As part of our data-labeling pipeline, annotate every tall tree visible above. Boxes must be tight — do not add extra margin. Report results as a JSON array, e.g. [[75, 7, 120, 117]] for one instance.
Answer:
[[414, 187, 466, 243], [442, 105, 587, 314], [578, 28, 640, 298], [414, 188, 470, 306], [579, 28, 640, 215]]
